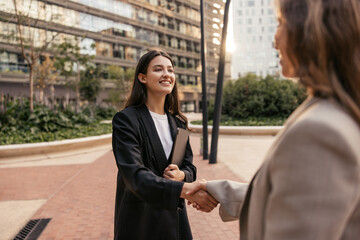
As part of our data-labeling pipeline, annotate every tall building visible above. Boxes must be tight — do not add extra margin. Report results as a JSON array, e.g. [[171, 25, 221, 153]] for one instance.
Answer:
[[231, 0, 280, 78], [0, 0, 209, 112]]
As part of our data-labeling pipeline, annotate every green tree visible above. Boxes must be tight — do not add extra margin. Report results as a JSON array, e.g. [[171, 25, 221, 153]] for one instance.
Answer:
[[107, 65, 134, 108], [216, 74, 307, 120], [1, 0, 62, 112], [54, 38, 95, 112], [80, 64, 102, 103], [35, 54, 58, 106]]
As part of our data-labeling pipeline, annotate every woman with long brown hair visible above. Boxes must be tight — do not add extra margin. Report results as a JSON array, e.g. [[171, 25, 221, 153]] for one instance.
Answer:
[[187, 0, 360, 239], [112, 49, 217, 240]]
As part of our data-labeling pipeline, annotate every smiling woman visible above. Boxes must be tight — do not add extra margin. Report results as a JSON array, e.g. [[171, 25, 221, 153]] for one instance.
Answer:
[[111, 49, 218, 240]]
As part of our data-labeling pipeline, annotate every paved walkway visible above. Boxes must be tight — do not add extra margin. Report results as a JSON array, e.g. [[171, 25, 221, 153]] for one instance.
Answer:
[[0, 134, 274, 240]]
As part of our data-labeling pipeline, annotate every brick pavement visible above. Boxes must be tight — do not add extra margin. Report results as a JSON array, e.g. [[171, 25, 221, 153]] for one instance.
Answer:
[[1, 135, 244, 240]]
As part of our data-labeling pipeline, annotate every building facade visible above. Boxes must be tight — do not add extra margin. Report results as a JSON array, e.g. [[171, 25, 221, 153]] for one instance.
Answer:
[[0, 0, 224, 112], [231, 0, 280, 79]]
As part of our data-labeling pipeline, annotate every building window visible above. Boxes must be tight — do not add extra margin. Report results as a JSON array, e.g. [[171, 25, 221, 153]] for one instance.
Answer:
[[247, 0, 255, 7], [179, 57, 187, 68], [96, 42, 112, 57], [113, 44, 124, 59], [186, 41, 193, 52], [180, 74, 187, 85], [172, 55, 179, 67], [167, 17, 175, 30], [159, 33, 166, 46], [188, 59, 195, 69], [171, 37, 178, 48], [125, 47, 137, 61], [180, 40, 186, 50]]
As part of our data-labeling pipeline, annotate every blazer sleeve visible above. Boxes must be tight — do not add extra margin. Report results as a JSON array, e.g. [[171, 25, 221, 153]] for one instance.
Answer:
[[112, 111, 184, 210], [207, 180, 248, 222], [264, 120, 360, 240]]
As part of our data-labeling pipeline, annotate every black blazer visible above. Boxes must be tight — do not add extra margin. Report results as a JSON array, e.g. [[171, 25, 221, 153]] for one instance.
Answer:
[[112, 104, 196, 240]]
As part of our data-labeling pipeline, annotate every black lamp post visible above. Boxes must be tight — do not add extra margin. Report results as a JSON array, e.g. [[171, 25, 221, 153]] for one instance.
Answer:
[[200, 0, 208, 159], [209, 0, 231, 164]]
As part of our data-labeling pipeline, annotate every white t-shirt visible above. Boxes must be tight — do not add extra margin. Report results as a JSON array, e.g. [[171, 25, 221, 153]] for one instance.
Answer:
[[149, 111, 173, 160]]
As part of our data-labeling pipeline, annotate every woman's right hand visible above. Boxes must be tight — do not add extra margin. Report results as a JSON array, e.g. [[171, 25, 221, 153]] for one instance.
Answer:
[[181, 180, 218, 212]]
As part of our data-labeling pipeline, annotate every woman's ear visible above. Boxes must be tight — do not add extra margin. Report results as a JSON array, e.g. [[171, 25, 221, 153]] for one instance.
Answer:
[[138, 73, 146, 84]]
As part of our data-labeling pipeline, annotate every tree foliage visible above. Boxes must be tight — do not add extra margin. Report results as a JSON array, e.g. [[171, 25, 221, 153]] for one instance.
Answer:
[[107, 65, 134, 108], [54, 37, 95, 112], [0, 99, 116, 144], [35, 54, 58, 104], [209, 74, 307, 120], [5, 0, 61, 112], [80, 64, 102, 103]]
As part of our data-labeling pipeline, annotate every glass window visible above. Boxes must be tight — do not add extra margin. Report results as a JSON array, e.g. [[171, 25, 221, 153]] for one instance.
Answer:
[[137, 9, 147, 21], [0, 52, 9, 63], [247, 0, 255, 7], [171, 37, 178, 48], [74, 0, 133, 18], [149, 13, 158, 25], [172, 55, 179, 66], [180, 40, 186, 50], [179, 57, 186, 68], [125, 47, 136, 61], [96, 41, 112, 57], [149, 0, 157, 6], [167, 17, 175, 30], [113, 44, 124, 59]]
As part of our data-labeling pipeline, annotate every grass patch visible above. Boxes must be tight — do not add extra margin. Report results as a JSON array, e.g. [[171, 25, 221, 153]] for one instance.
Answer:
[[191, 116, 286, 126]]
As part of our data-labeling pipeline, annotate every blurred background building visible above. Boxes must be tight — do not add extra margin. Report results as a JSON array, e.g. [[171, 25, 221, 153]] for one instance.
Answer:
[[231, 0, 280, 78], [0, 0, 230, 113]]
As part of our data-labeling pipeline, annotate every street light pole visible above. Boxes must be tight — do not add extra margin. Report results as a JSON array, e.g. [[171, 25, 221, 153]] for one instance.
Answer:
[[209, 0, 231, 164], [200, 0, 208, 159]]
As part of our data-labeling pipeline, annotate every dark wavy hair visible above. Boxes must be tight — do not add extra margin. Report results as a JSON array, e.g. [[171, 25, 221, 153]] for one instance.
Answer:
[[275, 0, 360, 125], [124, 49, 188, 127]]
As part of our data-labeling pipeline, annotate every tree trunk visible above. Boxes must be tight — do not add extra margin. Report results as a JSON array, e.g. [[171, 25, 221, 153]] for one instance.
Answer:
[[29, 64, 34, 113], [39, 88, 44, 105], [50, 84, 55, 109], [0, 92, 4, 113], [76, 61, 80, 113]]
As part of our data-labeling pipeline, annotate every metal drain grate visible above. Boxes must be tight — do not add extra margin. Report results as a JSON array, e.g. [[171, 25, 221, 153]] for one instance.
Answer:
[[13, 218, 51, 240]]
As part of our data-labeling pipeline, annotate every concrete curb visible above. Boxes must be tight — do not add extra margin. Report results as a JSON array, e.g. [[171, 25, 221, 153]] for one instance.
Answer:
[[0, 134, 112, 159], [189, 124, 282, 136], [0, 125, 282, 159]]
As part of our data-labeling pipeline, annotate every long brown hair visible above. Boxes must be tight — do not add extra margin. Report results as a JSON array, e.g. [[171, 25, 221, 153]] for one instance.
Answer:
[[124, 49, 188, 126], [276, 0, 360, 125]]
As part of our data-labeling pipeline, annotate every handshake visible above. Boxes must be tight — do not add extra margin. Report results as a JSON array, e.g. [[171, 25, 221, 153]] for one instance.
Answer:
[[163, 165, 218, 212], [181, 179, 219, 213]]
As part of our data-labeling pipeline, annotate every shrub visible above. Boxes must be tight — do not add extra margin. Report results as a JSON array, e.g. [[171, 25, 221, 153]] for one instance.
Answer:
[[208, 74, 307, 120], [0, 100, 117, 144]]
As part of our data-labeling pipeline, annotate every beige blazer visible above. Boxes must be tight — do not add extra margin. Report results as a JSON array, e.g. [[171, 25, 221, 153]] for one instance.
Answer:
[[207, 97, 360, 240]]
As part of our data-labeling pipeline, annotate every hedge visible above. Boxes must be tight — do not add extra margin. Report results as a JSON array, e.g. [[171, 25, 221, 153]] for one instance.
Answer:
[[208, 74, 307, 120]]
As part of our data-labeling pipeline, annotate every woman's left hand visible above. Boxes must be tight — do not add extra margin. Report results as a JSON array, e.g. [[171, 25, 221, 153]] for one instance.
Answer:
[[163, 164, 185, 182]]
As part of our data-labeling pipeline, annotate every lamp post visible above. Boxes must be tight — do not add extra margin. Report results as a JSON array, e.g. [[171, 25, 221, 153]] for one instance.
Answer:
[[209, 0, 231, 164], [200, 0, 208, 159]]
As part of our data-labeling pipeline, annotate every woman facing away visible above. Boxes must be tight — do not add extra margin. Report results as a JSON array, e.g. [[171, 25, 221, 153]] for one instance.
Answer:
[[112, 49, 218, 240], [187, 0, 360, 239]]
